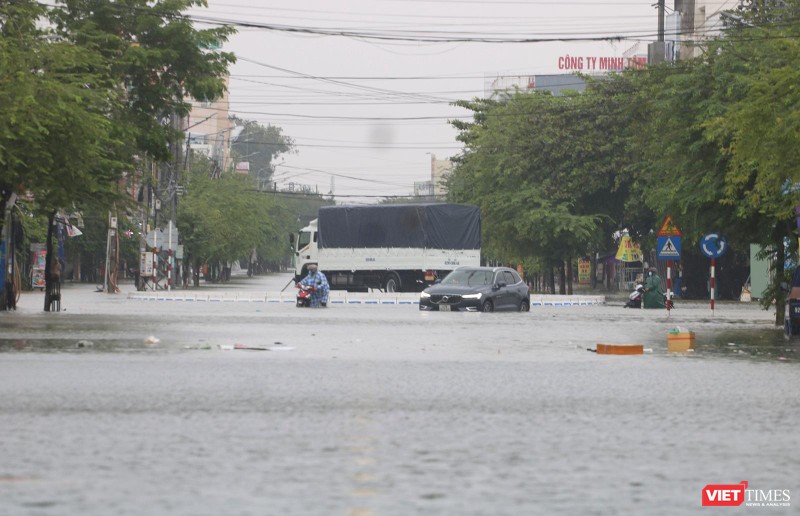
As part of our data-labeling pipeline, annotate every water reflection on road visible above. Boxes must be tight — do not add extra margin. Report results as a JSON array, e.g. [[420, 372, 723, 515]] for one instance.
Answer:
[[0, 276, 797, 515]]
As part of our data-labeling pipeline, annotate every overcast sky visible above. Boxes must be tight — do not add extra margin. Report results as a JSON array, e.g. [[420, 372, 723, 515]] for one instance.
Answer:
[[189, 0, 663, 203]]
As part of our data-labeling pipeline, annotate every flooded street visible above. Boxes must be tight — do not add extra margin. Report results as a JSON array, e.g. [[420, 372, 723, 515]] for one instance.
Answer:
[[1, 273, 798, 515]]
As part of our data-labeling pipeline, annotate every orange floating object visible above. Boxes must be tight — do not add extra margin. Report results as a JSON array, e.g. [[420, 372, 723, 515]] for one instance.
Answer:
[[667, 331, 695, 352], [596, 343, 644, 355]]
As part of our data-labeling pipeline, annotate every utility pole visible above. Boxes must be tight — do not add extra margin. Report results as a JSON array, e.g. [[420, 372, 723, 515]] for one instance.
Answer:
[[648, 0, 667, 64], [169, 112, 183, 290], [104, 212, 118, 293]]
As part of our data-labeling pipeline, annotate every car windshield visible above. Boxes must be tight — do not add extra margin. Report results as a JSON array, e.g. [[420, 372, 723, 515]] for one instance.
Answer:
[[441, 269, 492, 287]]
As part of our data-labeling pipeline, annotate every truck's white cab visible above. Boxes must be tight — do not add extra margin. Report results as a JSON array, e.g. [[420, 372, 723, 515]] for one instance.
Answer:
[[294, 219, 319, 277]]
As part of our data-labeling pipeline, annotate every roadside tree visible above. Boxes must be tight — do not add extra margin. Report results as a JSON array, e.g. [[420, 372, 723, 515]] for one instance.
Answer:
[[0, 0, 235, 310], [623, 0, 800, 321], [230, 116, 295, 191], [0, 0, 129, 309], [449, 84, 638, 293]]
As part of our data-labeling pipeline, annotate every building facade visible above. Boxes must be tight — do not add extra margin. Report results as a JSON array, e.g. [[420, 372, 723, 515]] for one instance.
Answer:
[[186, 76, 233, 175], [430, 154, 453, 198]]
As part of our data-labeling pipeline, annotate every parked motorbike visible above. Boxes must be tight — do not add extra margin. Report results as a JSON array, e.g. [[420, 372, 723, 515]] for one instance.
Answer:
[[296, 283, 315, 307], [784, 299, 800, 338]]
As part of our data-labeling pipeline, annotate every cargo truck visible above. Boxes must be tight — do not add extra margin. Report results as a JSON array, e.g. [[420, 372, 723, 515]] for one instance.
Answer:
[[292, 203, 481, 292]]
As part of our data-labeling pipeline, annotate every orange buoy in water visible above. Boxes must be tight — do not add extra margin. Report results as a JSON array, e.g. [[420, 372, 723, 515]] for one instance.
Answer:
[[596, 343, 644, 355], [667, 331, 695, 352]]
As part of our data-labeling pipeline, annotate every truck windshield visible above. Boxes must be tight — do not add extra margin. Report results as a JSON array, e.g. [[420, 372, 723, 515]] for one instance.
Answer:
[[441, 269, 491, 287], [297, 231, 311, 251]]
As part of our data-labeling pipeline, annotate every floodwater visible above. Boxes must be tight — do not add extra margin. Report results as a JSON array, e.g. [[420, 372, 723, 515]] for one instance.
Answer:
[[1, 274, 798, 515]]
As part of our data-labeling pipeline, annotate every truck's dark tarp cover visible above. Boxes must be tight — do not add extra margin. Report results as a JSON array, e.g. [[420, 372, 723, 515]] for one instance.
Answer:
[[318, 204, 480, 249]]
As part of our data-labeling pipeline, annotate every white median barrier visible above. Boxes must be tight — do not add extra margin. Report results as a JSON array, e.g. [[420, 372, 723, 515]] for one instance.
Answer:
[[128, 291, 605, 307]]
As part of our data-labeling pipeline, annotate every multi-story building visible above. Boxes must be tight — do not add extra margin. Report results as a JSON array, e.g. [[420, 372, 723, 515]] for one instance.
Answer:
[[186, 76, 233, 175], [430, 154, 453, 198]]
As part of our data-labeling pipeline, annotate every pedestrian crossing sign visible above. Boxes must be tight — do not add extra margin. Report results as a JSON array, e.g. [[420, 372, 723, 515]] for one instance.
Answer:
[[657, 235, 682, 260]]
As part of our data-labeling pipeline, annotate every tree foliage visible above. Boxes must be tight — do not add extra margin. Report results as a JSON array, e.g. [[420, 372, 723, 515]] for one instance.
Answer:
[[230, 116, 295, 190], [1, 0, 235, 208], [449, 84, 635, 273], [1, 0, 236, 307], [0, 0, 128, 211], [51, 0, 236, 161], [177, 156, 331, 281], [620, 1, 800, 315], [448, 0, 800, 309], [179, 157, 267, 269]]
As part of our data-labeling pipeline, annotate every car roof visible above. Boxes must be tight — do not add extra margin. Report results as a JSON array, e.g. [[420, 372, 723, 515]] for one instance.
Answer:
[[454, 266, 515, 273]]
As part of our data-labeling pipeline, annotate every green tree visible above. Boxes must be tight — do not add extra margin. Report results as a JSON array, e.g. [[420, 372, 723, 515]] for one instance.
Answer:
[[0, 1, 128, 211], [0, 0, 235, 309], [178, 156, 276, 284], [704, 2, 800, 320], [0, 0, 131, 309], [449, 84, 636, 292], [623, 0, 800, 320], [230, 116, 295, 190], [51, 0, 236, 162]]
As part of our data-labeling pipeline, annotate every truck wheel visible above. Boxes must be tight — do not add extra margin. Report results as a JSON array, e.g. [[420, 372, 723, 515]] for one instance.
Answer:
[[384, 272, 401, 293]]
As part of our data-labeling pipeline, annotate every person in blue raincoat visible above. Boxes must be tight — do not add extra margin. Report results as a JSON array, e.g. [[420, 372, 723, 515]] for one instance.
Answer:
[[298, 263, 330, 307], [642, 266, 665, 309]]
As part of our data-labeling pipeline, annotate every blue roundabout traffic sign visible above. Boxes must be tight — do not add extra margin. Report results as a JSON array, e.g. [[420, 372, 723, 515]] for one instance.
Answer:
[[700, 233, 727, 259]]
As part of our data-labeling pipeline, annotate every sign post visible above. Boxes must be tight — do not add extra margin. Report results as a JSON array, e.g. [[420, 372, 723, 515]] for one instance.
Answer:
[[657, 216, 682, 316], [700, 233, 727, 316]]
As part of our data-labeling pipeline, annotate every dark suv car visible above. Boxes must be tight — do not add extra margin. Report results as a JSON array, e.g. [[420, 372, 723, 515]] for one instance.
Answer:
[[419, 267, 530, 312]]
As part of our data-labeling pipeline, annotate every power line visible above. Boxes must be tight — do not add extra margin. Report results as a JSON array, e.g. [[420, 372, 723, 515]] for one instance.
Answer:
[[37, 1, 800, 47], [274, 164, 412, 188], [236, 56, 449, 103], [188, 12, 665, 43]]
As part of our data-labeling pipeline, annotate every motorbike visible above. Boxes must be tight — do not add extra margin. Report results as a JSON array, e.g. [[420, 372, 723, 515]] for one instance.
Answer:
[[784, 299, 800, 338], [624, 284, 674, 309], [624, 284, 644, 308], [295, 283, 315, 307], [783, 270, 800, 338]]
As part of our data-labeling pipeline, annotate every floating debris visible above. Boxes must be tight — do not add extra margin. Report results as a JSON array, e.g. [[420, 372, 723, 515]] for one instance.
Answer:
[[596, 343, 644, 355], [218, 343, 295, 351]]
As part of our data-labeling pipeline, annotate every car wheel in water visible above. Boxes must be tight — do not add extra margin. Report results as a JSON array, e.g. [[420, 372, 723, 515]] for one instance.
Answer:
[[481, 299, 494, 313], [519, 299, 530, 312]]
